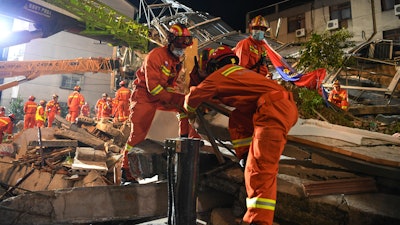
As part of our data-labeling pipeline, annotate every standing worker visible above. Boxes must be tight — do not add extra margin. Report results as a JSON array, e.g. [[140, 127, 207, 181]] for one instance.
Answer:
[[184, 46, 298, 225], [100, 97, 113, 119], [121, 23, 198, 184], [23, 95, 37, 129], [234, 15, 271, 77], [67, 85, 85, 123], [45, 94, 61, 127], [95, 93, 108, 120], [0, 114, 15, 143], [0, 106, 6, 117], [328, 80, 349, 111], [80, 102, 90, 117], [114, 80, 131, 122], [35, 100, 46, 128]]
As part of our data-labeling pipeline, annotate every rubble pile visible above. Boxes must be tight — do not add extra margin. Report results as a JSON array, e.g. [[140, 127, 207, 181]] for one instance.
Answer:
[[0, 115, 129, 198]]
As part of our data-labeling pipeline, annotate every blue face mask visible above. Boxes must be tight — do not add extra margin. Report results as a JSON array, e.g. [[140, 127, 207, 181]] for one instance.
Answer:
[[252, 30, 265, 41], [172, 48, 185, 58]]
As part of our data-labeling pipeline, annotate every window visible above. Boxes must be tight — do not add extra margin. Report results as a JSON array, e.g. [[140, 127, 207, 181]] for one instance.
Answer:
[[381, 0, 400, 11], [60, 74, 82, 90], [330, 2, 352, 28], [287, 14, 305, 33], [383, 28, 400, 41]]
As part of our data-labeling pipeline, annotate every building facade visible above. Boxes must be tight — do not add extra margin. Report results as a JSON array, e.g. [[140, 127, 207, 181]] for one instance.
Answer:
[[256, 0, 400, 44], [0, 18, 115, 116]]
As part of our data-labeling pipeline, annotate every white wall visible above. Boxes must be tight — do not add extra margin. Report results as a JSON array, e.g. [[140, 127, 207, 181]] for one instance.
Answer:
[[1, 30, 115, 111]]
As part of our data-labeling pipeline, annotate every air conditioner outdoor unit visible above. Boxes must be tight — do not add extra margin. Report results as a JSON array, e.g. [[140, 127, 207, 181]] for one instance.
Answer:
[[295, 28, 305, 37], [327, 19, 339, 30], [395, 4, 400, 16]]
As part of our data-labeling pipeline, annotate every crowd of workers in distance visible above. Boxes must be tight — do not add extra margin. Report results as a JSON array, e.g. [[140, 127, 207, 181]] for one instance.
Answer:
[[0, 78, 132, 144], [0, 15, 348, 225]]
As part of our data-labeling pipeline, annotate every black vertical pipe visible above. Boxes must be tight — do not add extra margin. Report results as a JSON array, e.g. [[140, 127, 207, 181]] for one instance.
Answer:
[[165, 138, 200, 225]]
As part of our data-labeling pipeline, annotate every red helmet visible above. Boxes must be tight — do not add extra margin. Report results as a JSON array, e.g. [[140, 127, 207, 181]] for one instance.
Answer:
[[8, 113, 16, 121], [206, 46, 239, 74], [74, 85, 81, 91], [199, 48, 215, 71], [28, 95, 36, 101], [250, 15, 269, 31], [119, 80, 126, 86], [168, 23, 193, 48]]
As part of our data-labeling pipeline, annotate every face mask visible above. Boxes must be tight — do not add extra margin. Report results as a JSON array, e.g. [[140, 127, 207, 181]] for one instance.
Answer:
[[172, 48, 185, 58], [252, 30, 265, 41]]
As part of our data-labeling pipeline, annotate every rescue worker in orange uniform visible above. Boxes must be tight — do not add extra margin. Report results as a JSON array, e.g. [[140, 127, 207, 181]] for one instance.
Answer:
[[23, 95, 37, 129], [67, 86, 85, 123], [121, 23, 198, 184], [114, 80, 131, 122], [234, 15, 270, 77], [0, 114, 15, 143], [328, 80, 349, 111], [35, 100, 46, 128], [184, 46, 298, 225], [80, 102, 90, 117], [0, 106, 6, 117], [45, 94, 61, 127], [95, 93, 108, 120], [100, 97, 113, 119]]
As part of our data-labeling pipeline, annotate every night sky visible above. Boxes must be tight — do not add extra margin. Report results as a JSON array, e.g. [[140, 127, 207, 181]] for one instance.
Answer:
[[178, 0, 274, 32]]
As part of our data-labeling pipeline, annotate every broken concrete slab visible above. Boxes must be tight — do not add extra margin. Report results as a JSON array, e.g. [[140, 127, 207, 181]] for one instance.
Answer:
[[0, 183, 168, 224]]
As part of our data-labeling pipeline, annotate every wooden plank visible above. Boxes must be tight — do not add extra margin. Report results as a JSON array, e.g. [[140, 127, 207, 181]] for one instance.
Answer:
[[302, 177, 377, 197], [287, 135, 400, 167], [54, 129, 104, 148], [28, 140, 78, 147]]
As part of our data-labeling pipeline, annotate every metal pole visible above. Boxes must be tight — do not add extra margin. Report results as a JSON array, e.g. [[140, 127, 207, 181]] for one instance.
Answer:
[[165, 138, 200, 225]]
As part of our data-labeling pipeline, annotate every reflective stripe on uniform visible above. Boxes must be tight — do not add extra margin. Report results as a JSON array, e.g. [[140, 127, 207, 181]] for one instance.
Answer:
[[221, 65, 244, 76], [161, 65, 171, 76], [184, 102, 196, 113], [246, 197, 276, 211], [232, 136, 252, 148], [177, 112, 187, 119], [249, 45, 259, 55], [150, 84, 164, 96], [125, 143, 134, 153], [0, 118, 8, 125]]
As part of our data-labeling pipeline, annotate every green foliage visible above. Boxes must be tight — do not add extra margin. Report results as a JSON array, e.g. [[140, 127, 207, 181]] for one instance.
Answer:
[[296, 88, 324, 118], [297, 29, 354, 73], [8, 96, 24, 122]]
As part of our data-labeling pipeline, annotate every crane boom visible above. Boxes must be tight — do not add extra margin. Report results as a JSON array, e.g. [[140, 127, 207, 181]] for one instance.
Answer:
[[0, 57, 120, 90]]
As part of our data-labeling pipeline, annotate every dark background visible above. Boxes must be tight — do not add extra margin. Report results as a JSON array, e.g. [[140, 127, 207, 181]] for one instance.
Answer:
[[178, 0, 275, 32]]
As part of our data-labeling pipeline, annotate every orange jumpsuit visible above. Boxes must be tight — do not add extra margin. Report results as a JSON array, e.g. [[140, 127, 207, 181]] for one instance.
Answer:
[[100, 101, 112, 119], [81, 103, 90, 117], [328, 88, 348, 110], [234, 36, 270, 76], [114, 86, 131, 122], [95, 98, 106, 119], [122, 46, 197, 180], [45, 100, 60, 127], [0, 116, 13, 143], [23, 100, 37, 129], [184, 65, 298, 225], [67, 91, 85, 123], [35, 105, 46, 128]]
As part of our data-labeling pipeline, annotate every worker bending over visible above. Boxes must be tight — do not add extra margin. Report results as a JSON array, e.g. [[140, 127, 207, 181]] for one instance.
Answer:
[[184, 46, 298, 225], [121, 23, 199, 184]]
